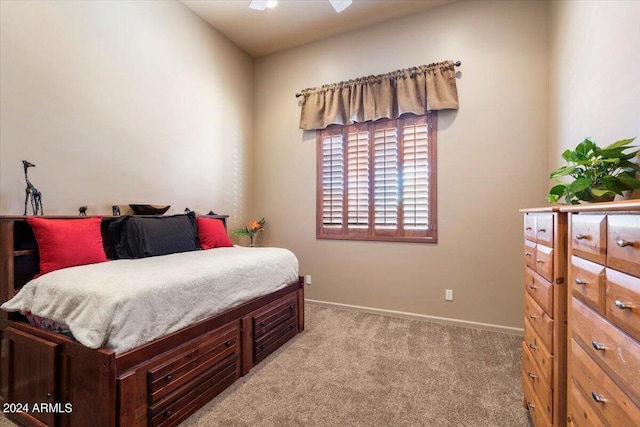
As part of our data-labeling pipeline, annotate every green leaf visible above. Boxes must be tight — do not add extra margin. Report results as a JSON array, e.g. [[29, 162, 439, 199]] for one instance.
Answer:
[[575, 138, 595, 158], [618, 174, 640, 189], [547, 184, 565, 203], [550, 165, 577, 179], [602, 137, 636, 151], [567, 177, 591, 193], [590, 187, 616, 197], [561, 149, 576, 162]]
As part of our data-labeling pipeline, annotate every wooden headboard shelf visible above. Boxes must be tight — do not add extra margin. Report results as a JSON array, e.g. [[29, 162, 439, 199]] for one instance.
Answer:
[[0, 214, 229, 319]]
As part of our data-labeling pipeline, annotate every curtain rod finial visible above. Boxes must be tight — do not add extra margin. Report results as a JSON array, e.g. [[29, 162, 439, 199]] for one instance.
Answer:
[[295, 93, 302, 98], [453, 60, 461, 66]]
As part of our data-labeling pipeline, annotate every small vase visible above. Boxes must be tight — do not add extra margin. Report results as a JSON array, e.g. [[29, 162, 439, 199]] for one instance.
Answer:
[[249, 236, 255, 247]]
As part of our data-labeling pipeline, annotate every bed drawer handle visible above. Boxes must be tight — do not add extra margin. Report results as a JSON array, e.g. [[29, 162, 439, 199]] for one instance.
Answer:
[[575, 278, 586, 286], [289, 305, 295, 311], [260, 321, 266, 327], [592, 341, 606, 351], [615, 300, 632, 310], [616, 239, 634, 248], [165, 409, 174, 417], [290, 324, 295, 329], [591, 392, 606, 403], [259, 344, 265, 350], [225, 340, 233, 347], [576, 233, 587, 240], [165, 374, 173, 382], [46, 392, 52, 399]]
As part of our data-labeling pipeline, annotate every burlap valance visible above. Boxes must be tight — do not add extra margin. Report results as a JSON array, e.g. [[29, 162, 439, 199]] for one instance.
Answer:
[[298, 60, 459, 130]]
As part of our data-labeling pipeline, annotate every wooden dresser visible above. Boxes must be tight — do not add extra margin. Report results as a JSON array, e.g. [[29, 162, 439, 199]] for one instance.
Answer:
[[520, 207, 568, 427], [563, 200, 640, 427]]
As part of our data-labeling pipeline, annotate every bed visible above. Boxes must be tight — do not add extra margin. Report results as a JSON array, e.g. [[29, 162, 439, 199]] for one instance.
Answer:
[[0, 214, 304, 427]]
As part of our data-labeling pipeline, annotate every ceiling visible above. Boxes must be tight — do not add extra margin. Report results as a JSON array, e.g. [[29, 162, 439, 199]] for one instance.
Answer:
[[181, 0, 457, 58]]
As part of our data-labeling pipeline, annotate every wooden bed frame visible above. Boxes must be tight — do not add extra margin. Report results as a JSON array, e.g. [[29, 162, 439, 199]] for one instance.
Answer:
[[0, 215, 304, 427]]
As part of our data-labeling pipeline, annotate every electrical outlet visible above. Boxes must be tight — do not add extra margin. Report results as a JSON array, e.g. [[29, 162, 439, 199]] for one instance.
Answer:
[[445, 289, 453, 301], [305, 275, 312, 285]]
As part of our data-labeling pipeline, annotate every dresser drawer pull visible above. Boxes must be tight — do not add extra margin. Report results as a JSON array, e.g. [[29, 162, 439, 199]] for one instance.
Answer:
[[591, 341, 606, 351], [526, 226, 533, 231], [225, 340, 233, 347], [537, 228, 546, 233], [529, 284, 537, 290], [536, 259, 543, 263], [529, 314, 537, 319], [575, 278, 587, 286], [524, 252, 531, 257], [527, 372, 537, 379], [576, 233, 588, 240], [614, 300, 633, 310], [591, 392, 606, 403], [528, 343, 537, 350], [527, 402, 536, 410], [616, 239, 634, 248]]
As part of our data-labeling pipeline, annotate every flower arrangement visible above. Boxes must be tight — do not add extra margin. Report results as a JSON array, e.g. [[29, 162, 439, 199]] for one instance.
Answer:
[[547, 137, 640, 204], [232, 218, 265, 247]]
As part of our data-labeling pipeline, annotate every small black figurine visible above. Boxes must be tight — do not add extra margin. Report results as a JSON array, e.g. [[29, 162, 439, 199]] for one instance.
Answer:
[[22, 160, 44, 216], [184, 208, 192, 214], [79, 206, 87, 216], [112, 205, 121, 216]]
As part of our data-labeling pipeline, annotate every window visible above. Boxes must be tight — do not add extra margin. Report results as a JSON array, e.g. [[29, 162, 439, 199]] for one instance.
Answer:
[[316, 113, 437, 243]]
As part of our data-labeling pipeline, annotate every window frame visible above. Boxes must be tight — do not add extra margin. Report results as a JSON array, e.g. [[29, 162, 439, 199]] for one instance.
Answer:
[[316, 112, 438, 243]]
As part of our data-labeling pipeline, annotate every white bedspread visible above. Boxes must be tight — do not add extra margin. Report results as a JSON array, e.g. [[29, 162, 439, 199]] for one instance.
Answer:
[[1, 247, 298, 354]]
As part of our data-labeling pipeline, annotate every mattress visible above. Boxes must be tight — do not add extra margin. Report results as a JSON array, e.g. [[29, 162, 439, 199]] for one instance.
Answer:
[[1, 247, 298, 354]]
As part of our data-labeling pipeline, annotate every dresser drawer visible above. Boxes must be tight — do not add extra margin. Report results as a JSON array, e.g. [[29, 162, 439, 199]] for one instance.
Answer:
[[571, 297, 640, 404], [570, 256, 606, 315], [607, 215, 640, 278], [535, 214, 555, 247], [523, 372, 552, 427], [525, 240, 538, 270], [148, 322, 239, 404], [571, 215, 607, 265], [568, 379, 606, 427], [149, 354, 237, 427], [522, 342, 553, 423], [253, 294, 297, 339], [606, 268, 640, 342], [525, 267, 554, 316], [524, 320, 553, 383], [570, 338, 640, 427], [525, 293, 554, 353], [535, 244, 555, 282], [525, 214, 537, 242]]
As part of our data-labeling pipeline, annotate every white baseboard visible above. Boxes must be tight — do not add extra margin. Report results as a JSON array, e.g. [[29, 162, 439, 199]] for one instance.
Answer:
[[305, 299, 524, 336]]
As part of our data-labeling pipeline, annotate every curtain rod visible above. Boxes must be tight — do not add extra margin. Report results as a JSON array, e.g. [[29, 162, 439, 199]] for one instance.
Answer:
[[295, 60, 461, 98]]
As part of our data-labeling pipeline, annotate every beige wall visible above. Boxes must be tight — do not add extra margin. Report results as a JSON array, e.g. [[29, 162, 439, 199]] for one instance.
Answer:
[[0, 0, 254, 229], [253, 0, 549, 329], [549, 0, 640, 174]]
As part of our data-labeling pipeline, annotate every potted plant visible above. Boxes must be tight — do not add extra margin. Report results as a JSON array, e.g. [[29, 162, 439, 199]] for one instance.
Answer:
[[232, 218, 265, 247], [548, 137, 640, 204]]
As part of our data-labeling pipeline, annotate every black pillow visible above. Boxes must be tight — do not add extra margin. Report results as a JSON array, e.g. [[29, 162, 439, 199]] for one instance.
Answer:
[[109, 212, 199, 259]]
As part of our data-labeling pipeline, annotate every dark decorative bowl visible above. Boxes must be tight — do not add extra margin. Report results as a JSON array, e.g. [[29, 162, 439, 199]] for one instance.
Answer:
[[129, 204, 171, 215]]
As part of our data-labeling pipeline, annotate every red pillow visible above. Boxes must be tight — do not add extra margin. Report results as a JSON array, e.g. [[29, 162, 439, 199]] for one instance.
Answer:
[[197, 218, 233, 249], [27, 217, 108, 276]]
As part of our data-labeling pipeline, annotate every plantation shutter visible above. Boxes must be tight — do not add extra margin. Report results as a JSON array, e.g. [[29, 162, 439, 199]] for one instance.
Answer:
[[374, 122, 399, 233], [347, 125, 370, 231], [317, 113, 437, 243], [321, 131, 344, 232], [402, 116, 430, 231]]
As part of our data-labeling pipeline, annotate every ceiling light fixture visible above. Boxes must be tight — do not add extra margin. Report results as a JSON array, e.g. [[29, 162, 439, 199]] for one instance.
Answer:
[[249, 0, 352, 13]]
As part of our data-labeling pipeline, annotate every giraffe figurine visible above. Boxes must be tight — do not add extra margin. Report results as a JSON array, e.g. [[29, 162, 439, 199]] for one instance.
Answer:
[[22, 160, 44, 216]]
